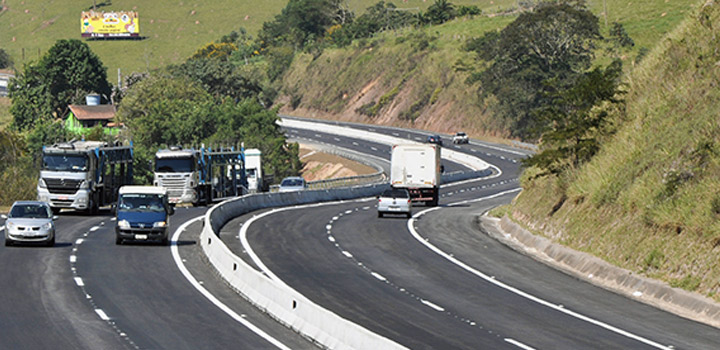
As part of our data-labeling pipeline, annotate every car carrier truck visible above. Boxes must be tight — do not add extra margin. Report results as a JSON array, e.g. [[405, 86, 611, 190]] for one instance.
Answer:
[[153, 146, 246, 206], [390, 143, 442, 206], [37, 140, 133, 214]]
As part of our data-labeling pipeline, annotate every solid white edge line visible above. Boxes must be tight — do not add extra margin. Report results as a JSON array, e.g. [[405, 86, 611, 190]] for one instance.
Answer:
[[170, 216, 292, 350], [505, 338, 537, 350], [408, 188, 673, 350]]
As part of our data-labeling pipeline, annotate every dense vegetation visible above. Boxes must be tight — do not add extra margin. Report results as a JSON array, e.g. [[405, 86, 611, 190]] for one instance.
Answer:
[[509, 1, 720, 300]]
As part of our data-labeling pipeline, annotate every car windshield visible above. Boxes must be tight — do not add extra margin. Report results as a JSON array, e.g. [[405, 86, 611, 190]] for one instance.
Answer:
[[381, 189, 409, 198], [281, 178, 304, 187], [10, 204, 51, 219], [118, 194, 166, 212], [43, 154, 88, 172], [155, 157, 195, 173]]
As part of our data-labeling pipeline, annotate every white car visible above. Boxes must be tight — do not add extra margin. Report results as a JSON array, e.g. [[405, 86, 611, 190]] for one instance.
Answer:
[[377, 188, 412, 218], [3, 201, 57, 247], [452, 132, 469, 144]]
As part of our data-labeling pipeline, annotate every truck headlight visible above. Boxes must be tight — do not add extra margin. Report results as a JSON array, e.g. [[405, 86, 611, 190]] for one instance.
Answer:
[[38, 178, 47, 189], [117, 220, 130, 229], [153, 221, 167, 228]]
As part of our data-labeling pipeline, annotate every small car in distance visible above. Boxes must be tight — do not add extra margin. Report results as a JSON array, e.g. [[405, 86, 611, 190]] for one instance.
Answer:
[[377, 188, 412, 218], [452, 132, 469, 144], [426, 135, 443, 146], [3, 201, 57, 247], [279, 176, 307, 192]]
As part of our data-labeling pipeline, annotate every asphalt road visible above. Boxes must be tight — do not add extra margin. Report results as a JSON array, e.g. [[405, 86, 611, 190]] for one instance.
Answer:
[[1, 119, 718, 349], [233, 119, 719, 349]]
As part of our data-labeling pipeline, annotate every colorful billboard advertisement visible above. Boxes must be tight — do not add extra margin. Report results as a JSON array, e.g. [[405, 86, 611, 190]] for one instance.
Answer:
[[81, 11, 139, 38]]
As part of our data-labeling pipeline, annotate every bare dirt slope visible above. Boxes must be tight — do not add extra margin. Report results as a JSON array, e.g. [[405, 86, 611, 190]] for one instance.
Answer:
[[299, 144, 376, 182]]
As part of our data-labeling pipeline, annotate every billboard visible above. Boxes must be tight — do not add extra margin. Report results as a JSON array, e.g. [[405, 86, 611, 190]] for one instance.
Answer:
[[81, 11, 139, 38]]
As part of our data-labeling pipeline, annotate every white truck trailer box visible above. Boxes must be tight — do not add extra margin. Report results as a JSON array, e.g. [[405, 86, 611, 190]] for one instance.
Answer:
[[390, 143, 441, 206]]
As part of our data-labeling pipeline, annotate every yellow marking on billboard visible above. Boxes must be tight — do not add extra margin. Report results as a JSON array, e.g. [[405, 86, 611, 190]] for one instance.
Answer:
[[81, 11, 139, 38]]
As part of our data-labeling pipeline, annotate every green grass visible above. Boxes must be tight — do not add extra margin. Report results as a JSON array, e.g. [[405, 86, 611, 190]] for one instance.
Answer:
[[0, 0, 515, 78], [0, 98, 11, 130], [510, 1, 720, 300]]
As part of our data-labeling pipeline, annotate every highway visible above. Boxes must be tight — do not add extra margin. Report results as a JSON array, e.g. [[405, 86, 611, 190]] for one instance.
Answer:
[[0, 118, 718, 349]]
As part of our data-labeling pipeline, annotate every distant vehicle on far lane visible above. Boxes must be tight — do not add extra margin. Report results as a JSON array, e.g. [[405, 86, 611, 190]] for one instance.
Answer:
[[3, 201, 57, 247], [426, 135, 443, 146], [452, 132, 469, 144]]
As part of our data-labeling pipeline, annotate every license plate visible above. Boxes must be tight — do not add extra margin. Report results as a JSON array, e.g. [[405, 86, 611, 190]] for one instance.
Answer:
[[135, 234, 148, 240], [389, 206, 401, 211]]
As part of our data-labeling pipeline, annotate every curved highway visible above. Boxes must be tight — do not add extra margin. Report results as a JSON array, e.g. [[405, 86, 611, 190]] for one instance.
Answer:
[[1, 118, 718, 349]]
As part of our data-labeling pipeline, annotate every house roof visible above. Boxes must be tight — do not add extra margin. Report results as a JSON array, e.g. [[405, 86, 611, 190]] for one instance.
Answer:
[[68, 104, 116, 120]]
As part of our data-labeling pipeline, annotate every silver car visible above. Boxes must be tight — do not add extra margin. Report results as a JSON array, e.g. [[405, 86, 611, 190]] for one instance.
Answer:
[[377, 188, 412, 218], [3, 201, 57, 247], [278, 176, 307, 192]]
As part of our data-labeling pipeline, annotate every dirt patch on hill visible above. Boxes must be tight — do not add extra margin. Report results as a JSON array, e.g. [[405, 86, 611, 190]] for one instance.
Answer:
[[299, 144, 376, 182]]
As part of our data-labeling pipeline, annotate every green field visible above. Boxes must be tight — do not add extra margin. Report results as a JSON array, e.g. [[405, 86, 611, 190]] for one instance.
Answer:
[[0, 0, 515, 77], [2, 0, 691, 78]]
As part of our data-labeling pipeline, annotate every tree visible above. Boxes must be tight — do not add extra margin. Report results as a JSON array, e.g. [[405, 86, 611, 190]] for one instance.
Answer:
[[0, 48, 13, 69], [523, 60, 623, 176], [257, 0, 343, 50], [422, 0, 456, 25], [465, 1, 602, 140], [9, 64, 53, 131], [9, 39, 111, 132], [168, 58, 264, 102], [40, 39, 111, 118], [117, 73, 301, 184]]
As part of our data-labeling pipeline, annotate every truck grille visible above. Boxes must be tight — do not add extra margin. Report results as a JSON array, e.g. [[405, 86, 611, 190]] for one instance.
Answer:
[[44, 178, 82, 194], [157, 178, 186, 198]]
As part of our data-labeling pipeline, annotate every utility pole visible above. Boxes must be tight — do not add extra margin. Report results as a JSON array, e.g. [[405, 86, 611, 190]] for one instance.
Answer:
[[603, 0, 608, 27]]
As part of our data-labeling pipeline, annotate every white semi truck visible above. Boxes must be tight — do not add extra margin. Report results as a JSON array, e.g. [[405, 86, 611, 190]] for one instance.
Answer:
[[153, 146, 246, 205], [244, 148, 264, 193], [37, 140, 134, 214], [390, 143, 442, 206]]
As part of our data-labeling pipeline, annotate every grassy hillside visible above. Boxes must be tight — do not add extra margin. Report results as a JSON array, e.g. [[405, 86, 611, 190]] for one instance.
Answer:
[[509, 0, 720, 300], [0, 0, 517, 78], [277, 0, 697, 140]]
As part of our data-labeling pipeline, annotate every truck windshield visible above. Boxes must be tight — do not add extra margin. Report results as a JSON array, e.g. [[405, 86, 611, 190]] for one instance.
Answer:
[[118, 194, 165, 212], [155, 157, 194, 173], [42, 154, 88, 172]]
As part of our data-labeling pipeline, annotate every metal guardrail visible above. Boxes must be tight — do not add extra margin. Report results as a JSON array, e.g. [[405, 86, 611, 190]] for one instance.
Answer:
[[269, 171, 386, 192], [271, 140, 389, 192]]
